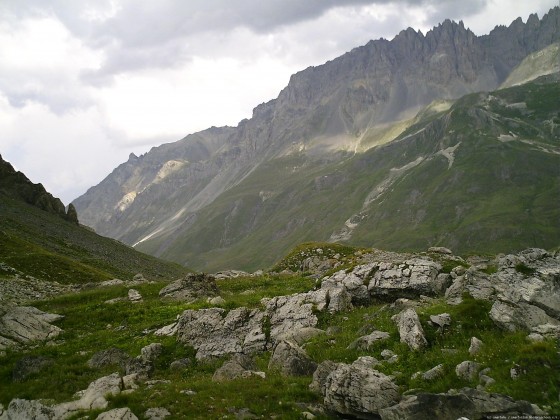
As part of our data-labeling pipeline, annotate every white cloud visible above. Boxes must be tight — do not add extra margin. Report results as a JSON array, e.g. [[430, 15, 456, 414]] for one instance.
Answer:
[[0, 0, 557, 204]]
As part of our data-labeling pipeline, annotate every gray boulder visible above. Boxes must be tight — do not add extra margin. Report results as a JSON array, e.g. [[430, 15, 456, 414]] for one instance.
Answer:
[[0, 399, 56, 420], [0, 305, 63, 349], [429, 313, 451, 329], [128, 289, 142, 303], [323, 358, 400, 418], [366, 259, 442, 300], [159, 273, 219, 302], [380, 387, 544, 419], [212, 354, 264, 382], [96, 407, 138, 420], [144, 407, 171, 420], [309, 360, 341, 395], [489, 300, 560, 332], [392, 308, 428, 351], [347, 331, 390, 350], [141, 343, 163, 363], [469, 337, 484, 356], [176, 307, 266, 359], [455, 361, 481, 381], [268, 340, 317, 376]]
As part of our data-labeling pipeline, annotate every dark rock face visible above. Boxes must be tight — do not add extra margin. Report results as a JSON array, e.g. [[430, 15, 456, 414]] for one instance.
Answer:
[[0, 154, 76, 222]]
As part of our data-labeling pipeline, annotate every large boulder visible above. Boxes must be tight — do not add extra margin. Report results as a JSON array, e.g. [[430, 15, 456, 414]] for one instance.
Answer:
[[392, 308, 428, 351], [0, 305, 63, 349], [268, 340, 317, 376], [323, 357, 400, 418], [367, 259, 442, 300], [175, 307, 266, 359], [159, 273, 219, 302], [379, 388, 544, 420]]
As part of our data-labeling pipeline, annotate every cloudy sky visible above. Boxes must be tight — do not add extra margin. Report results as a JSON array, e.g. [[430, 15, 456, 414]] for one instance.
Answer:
[[0, 0, 557, 203]]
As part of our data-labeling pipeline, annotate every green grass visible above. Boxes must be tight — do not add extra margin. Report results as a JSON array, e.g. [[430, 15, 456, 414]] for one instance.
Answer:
[[0, 196, 189, 284], [1, 258, 558, 417]]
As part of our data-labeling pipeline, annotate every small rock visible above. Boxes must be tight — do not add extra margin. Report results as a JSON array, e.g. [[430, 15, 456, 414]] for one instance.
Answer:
[[428, 247, 453, 255], [347, 331, 390, 350], [96, 407, 138, 419], [128, 289, 142, 302], [144, 407, 171, 420], [170, 358, 191, 371], [380, 349, 396, 360], [456, 361, 481, 381], [422, 364, 445, 381], [141, 343, 163, 363], [430, 313, 451, 329], [469, 337, 484, 356], [208, 296, 226, 306], [527, 333, 544, 342], [301, 412, 315, 419]]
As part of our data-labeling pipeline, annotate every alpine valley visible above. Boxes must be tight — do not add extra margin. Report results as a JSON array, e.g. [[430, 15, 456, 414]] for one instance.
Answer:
[[73, 8, 560, 273], [1, 7, 560, 420]]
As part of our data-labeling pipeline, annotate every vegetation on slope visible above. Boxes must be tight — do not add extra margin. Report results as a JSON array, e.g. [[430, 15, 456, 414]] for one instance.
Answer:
[[0, 196, 189, 284], [1, 244, 558, 418]]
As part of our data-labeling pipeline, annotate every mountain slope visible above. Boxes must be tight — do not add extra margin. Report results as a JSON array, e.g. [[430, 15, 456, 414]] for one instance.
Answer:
[[0, 155, 189, 286], [73, 8, 560, 271], [131, 74, 559, 271]]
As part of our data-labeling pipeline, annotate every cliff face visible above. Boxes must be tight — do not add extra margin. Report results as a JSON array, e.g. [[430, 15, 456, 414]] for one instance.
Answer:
[[73, 8, 560, 270], [0, 154, 77, 223]]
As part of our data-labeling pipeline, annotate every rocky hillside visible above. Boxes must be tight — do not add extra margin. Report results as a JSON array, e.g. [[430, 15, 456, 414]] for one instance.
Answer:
[[0, 154, 77, 224], [73, 8, 560, 271], [1, 243, 558, 418], [0, 156, 190, 302]]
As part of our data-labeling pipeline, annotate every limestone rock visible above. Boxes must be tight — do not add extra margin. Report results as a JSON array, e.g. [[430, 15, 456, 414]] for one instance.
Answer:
[[0, 305, 63, 348], [140, 343, 163, 363], [429, 313, 451, 329], [380, 388, 544, 419], [159, 273, 219, 302], [276, 327, 326, 346], [176, 307, 266, 359], [268, 340, 317, 376], [366, 259, 442, 300], [323, 358, 400, 417], [455, 361, 481, 381], [469, 337, 484, 355], [392, 308, 428, 350], [128, 289, 142, 303], [309, 360, 341, 395], [421, 364, 445, 381], [0, 399, 56, 420], [169, 358, 191, 371], [96, 407, 138, 420], [208, 296, 226, 306], [347, 331, 390, 350], [489, 300, 560, 332], [212, 354, 263, 382], [54, 372, 123, 418], [144, 407, 171, 420]]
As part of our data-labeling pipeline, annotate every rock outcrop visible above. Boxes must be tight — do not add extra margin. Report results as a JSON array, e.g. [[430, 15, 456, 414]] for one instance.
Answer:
[[159, 273, 219, 302], [317, 357, 401, 418], [379, 388, 544, 419], [392, 308, 428, 351], [0, 305, 63, 351]]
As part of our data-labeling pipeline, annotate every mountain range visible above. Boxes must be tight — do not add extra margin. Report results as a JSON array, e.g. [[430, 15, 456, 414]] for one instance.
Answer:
[[73, 8, 560, 272]]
